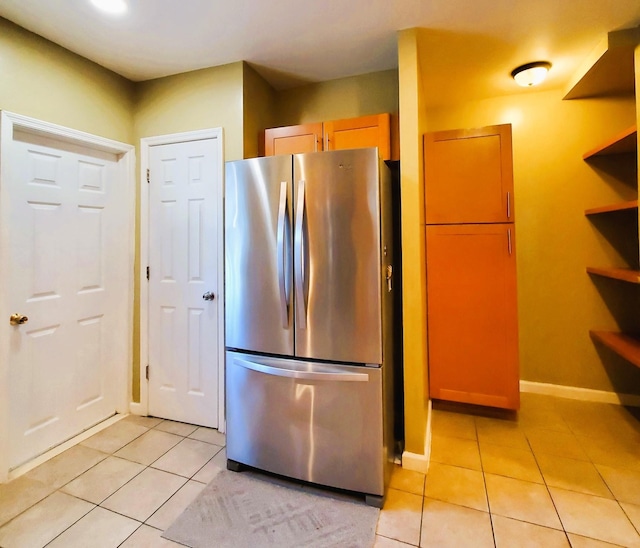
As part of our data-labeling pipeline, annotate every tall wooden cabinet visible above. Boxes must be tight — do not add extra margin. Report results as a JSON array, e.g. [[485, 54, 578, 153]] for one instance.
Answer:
[[424, 124, 520, 410], [263, 113, 393, 160]]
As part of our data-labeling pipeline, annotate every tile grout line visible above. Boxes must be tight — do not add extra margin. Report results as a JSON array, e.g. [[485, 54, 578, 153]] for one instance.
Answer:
[[474, 416, 498, 548], [35, 419, 170, 547], [39, 499, 96, 548], [420, 402, 640, 547], [110, 421, 225, 539], [2, 419, 184, 543], [417, 473, 426, 547], [116, 523, 145, 548], [0, 444, 117, 533], [619, 503, 640, 538], [115, 522, 176, 548], [95, 424, 199, 518], [0, 419, 227, 548], [548, 405, 640, 542], [524, 428, 573, 546]]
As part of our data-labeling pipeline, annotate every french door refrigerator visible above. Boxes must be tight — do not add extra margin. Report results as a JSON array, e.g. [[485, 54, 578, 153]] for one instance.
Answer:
[[225, 148, 395, 506]]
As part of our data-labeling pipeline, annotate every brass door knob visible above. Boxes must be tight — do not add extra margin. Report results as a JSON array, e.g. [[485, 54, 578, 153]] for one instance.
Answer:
[[10, 313, 28, 325]]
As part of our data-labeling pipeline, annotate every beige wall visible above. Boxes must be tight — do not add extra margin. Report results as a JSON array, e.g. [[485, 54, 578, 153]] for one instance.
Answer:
[[427, 90, 640, 395], [242, 64, 277, 158], [0, 17, 134, 143], [134, 62, 245, 160], [397, 29, 430, 459], [274, 69, 399, 126]]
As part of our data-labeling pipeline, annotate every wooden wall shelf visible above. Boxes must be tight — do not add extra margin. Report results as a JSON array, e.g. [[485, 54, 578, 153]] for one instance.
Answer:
[[564, 26, 640, 100], [583, 125, 637, 159], [586, 266, 640, 284], [590, 330, 640, 368], [585, 200, 638, 216]]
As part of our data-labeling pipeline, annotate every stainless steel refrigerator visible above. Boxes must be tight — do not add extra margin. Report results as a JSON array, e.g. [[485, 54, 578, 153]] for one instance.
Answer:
[[224, 147, 395, 506]]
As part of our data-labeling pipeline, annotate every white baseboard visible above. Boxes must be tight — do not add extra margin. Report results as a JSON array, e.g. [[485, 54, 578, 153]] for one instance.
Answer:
[[8, 414, 126, 482], [520, 380, 640, 407], [129, 402, 146, 416], [402, 400, 432, 474], [402, 451, 430, 474]]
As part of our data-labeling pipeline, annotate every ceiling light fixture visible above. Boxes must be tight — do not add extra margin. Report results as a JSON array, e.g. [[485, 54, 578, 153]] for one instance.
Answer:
[[511, 61, 551, 87], [90, 0, 127, 15]]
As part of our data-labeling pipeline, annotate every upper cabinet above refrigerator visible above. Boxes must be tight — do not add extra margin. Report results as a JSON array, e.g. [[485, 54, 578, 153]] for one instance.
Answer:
[[262, 114, 395, 161], [263, 123, 323, 156], [424, 124, 514, 224]]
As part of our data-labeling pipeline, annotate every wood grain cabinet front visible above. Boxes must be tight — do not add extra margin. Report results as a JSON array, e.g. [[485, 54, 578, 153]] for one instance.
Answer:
[[263, 114, 394, 160], [424, 124, 514, 224], [426, 224, 520, 410], [424, 123, 519, 410], [324, 114, 391, 160], [264, 122, 323, 156]]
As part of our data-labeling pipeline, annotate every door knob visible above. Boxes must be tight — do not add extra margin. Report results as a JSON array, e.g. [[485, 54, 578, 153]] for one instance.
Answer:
[[10, 313, 28, 325], [202, 291, 215, 301]]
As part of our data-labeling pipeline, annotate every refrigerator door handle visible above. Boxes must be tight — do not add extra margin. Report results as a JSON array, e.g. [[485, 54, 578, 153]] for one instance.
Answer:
[[234, 357, 369, 382], [294, 179, 307, 329], [276, 181, 289, 328]]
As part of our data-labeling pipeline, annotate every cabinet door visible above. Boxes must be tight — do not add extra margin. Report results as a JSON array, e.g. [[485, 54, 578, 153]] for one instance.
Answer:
[[424, 124, 514, 224], [426, 224, 519, 410], [324, 113, 391, 160], [264, 123, 323, 156]]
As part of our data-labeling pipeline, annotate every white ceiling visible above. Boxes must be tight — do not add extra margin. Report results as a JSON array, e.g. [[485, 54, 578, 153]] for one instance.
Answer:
[[1, 0, 639, 103]]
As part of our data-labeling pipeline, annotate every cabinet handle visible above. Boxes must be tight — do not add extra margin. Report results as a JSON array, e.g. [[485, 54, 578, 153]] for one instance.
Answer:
[[314, 136, 318, 152], [324, 133, 329, 151], [234, 357, 368, 382], [507, 191, 511, 219], [507, 228, 512, 255]]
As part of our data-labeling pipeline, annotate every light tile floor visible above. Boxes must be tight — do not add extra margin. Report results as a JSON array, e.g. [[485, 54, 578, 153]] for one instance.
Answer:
[[0, 415, 226, 547], [0, 393, 639, 547], [375, 393, 640, 547]]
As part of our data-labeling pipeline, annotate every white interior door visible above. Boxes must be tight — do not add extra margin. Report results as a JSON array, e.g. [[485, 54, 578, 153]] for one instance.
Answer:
[[1, 118, 133, 471], [148, 138, 221, 428]]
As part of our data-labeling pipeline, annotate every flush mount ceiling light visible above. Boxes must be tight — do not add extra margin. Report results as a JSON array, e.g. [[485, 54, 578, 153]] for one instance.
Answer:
[[90, 0, 127, 15], [511, 61, 552, 87]]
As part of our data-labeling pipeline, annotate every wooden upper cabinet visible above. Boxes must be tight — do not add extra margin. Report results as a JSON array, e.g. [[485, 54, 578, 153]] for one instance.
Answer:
[[324, 113, 391, 160], [263, 114, 394, 160], [424, 124, 514, 224], [426, 223, 520, 410], [264, 123, 323, 156]]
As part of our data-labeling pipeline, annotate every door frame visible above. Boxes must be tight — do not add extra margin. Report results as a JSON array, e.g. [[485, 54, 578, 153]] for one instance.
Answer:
[[0, 111, 136, 482], [137, 128, 225, 431]]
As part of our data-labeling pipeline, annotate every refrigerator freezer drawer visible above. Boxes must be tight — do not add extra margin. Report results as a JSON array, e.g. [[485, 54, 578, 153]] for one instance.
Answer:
[[226, 350, 384, 496]]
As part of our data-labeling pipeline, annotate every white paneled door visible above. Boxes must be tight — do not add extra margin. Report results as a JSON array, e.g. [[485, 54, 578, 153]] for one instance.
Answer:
[[1, 118, 133, 472], [148, 138, 220, 428]]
